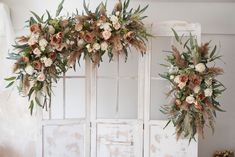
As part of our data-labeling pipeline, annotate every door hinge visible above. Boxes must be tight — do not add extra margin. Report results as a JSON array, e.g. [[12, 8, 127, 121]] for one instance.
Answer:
[[90, 122, 92, 128], [143, 124, 145, 130]]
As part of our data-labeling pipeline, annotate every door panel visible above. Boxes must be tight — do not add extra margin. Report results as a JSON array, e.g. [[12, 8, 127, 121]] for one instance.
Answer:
[[43, 124, 86, 157], [149, 122, 198, 157]]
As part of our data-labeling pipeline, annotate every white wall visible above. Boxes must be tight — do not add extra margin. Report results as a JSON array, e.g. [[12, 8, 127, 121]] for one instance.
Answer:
[[0, 0, 235, 157]]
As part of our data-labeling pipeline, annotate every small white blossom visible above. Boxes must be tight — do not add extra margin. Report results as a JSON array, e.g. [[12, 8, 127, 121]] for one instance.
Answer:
[[102, 30, 112, 40], [77, 39, 85, 47], [174, 75, 181, 84], [168, 65, 179, 74], [48, 25, 55, 34], [100, 22, 112, 31], [195, 63, 206, 73], [204, 88, 213, 97], [186, 95, 195, 104], [28, 33, 39, 45], [39, 39, 48, 51], [37, 73, 46, 82], [110, 15, 118, 23], [86, 44, 93, 53], [113, 22, 121, 30], [33, 48, 42, 57], [101, 42, 108, 51], [93, 43, 101, 50], [193, 86, 201, 94], [25, 65, 34, 75], [115, 11, 120, 16], [178, 82, 186, 89], [170, 75, 175, 80], [205, 78, 213, 86], [44, 58, 53, 67]]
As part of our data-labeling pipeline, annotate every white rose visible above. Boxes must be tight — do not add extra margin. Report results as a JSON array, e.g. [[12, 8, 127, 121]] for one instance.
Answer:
[[115, 11, 120, 16], [44, 58, 53, 67], [186, 95, 195, 104], [37, 73, 46, 82], [205, 78, 213, 86], [102, 30, 112, 40], [170, 75, 175, 80], [28, 33, 39, 45], [113, 22, 121, 30], [86, 44, 93, 53], [101, 42, 108, 51], [48, 25, 55, 34], [33, 48, 42, 57], [195, 63, 206, 73], [193, 86, 201, 94], [100, 22, 112, 31], [110, 15, 118, 23], [174, 75, 180, 84], [39, 39, 48, 51], [77, 39, 85, 47], [93, 43, 101, 50], [25, 65, 34, 75], [168, 65, 179, 74], [204, 88, 213, 97], [178, 82, 186, 89]]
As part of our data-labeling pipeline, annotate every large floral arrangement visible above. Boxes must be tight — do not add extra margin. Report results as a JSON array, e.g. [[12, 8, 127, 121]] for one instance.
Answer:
[[5, 0, 151, 114], [214, 150, 234, 157], [160, 30, 226, 141]]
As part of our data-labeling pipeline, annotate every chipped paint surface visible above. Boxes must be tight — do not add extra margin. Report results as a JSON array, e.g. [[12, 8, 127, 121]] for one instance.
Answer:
[[150, 124, 198, 157], [96, 123, 136, 157], [43, 124, 85, 157]]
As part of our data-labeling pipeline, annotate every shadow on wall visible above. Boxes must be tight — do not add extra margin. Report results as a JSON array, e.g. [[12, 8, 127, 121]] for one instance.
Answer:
[[0, 145, 23, 157]]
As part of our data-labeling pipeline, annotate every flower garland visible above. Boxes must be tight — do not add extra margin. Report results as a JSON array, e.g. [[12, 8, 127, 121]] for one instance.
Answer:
[[5, 0, 151, 114], [160, 30, 226, 141]]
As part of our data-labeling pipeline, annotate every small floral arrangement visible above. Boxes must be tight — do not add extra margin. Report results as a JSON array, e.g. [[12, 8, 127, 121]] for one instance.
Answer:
[[214, 150, 234, 157], [5, 0, 151, 114], [160, 30, 226, 141]]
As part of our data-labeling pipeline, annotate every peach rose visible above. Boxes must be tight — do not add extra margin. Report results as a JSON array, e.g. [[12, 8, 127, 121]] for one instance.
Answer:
[[32, 60, 42, 70], [75, 22, 83, 31], [60, 20, 69, 28], [102, 30, 112, 40], [30, 24, 41, 33], [84, 32, 95, 43]]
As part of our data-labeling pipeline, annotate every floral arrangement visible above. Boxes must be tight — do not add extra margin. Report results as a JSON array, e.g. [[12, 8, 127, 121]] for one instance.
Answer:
[[160, 30, 226, 141], [214, 150, 234, 157], [5, 0, 151, 114]]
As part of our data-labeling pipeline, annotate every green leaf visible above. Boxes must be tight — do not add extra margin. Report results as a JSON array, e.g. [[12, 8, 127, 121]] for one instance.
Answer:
[[35, 97, 43, 107], [210, 45, 217, 58], [5, 81, 14, 88], [30, 11, 43, 23], [46, 10, 52, 21], [29, 100, 34, 115], [163, 120, 171, 129], [171, 28, 180, 42], [83, 0, 91, 15], [139, 5, 149, 14], [4, 76, 16, 81], [56, 0, 65, 17]]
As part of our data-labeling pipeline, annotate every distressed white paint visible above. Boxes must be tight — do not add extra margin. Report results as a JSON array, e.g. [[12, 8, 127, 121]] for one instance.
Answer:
[[43, 124, 85, 157]]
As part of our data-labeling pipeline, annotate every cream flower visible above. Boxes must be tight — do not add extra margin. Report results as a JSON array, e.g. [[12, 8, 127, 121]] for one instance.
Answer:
[[195, 63, 206, 73], [93, 43, 101, 50], [86, 44, 93, 53], [168, 65, 179, 74], [205, 78, 213, 86], [170, 75, 175, 80], [75, 23, 83, 31], [100, 22, 112, 31], [25, 65, 34, 75], [113, 22, 121, 30], [110, 15, 118, 23], [174, 75, 181, 84], [39, 39, 48, 51], [44, 58, 53, 67], [115, 11, 120, 16], [102, 30, 112, 40], [204, 88, 213, 97], [33, 48, 42, 57], [178, 82, 186, 89], [101, 42, 108, 51], [28, 33, 39, 45], [37, 73, 46, 82], [193, 86, 201, 94], [186, 95, 195, 104], [48, 25, 55, 34], [77, 39, 85, 47]]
